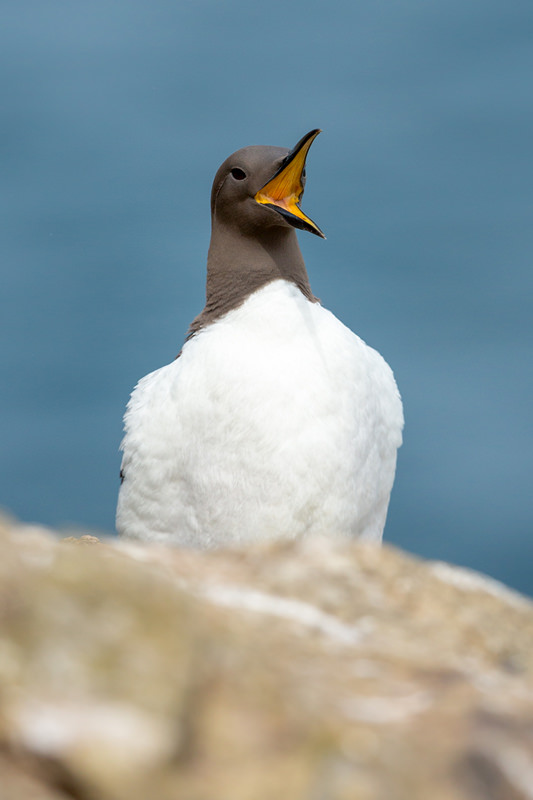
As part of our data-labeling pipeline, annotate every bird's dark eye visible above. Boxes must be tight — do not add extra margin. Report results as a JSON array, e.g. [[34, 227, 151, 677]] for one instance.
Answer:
[[302, 168, 306, 180], [231, 167, 246, 180]]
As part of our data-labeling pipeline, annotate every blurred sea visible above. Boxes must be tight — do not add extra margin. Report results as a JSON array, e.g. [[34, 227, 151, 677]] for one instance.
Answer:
[[1, 1, 532, 592]]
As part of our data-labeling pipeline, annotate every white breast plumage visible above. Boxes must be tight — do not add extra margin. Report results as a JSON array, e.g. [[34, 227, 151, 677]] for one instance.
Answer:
[[116, 280, 403, 546]]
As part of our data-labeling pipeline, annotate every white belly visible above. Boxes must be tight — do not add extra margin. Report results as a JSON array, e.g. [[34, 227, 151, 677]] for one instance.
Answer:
[[116, 280, 403, 546]]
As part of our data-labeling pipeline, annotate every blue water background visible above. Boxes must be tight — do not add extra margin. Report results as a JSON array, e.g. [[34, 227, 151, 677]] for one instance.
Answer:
[[1, 1, 532, 593]]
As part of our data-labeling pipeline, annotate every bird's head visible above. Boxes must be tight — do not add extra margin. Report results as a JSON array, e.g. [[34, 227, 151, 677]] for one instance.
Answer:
[[210, 129, 325, 239]]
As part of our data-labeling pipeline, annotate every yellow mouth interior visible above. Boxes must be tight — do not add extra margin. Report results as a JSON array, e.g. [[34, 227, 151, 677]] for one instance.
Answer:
[[254, 130, 323, 235]]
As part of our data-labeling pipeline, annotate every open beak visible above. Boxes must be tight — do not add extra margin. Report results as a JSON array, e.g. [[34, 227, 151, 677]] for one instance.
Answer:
[[255, 129, 325, 238]]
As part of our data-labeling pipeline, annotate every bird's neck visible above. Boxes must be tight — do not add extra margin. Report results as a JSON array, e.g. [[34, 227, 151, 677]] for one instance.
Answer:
[[187, 224, 316, 338]]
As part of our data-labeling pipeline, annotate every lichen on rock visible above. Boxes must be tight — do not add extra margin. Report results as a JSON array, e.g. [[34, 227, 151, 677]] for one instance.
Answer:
[[0, 515, 532, 800]]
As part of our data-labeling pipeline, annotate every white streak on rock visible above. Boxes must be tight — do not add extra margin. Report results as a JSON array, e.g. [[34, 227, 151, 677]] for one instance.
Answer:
[[11, 700, 173, 766], [430, 561, 531, 609], [190, 582, 370, 646], [343, 691, 433, 724]]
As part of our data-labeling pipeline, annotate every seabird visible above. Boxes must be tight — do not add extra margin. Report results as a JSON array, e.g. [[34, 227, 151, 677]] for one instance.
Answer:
[[116, 130, 403, 546]]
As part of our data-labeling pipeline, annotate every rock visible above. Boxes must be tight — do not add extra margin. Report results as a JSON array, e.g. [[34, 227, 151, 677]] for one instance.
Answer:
[[61, 535, 101, 546], [0, 515, 532, 800]]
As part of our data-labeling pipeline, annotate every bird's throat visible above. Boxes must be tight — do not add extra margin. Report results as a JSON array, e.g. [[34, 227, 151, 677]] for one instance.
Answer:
[[188, 225, 316, 338]]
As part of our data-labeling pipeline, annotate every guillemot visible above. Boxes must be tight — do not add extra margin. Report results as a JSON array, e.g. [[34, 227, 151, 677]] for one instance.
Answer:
[[116, 130, 403, 546]]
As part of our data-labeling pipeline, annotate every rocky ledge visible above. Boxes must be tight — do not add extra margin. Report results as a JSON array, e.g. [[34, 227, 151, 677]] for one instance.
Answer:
[[0, 515, 532, 800]]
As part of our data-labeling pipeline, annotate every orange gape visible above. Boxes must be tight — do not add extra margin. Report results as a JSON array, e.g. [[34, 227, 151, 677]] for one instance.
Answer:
[[255, 129, 324, 237]]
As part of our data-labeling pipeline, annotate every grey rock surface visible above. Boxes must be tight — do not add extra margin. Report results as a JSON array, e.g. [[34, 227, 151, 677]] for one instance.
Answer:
[[1, 515, 532, 800]]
